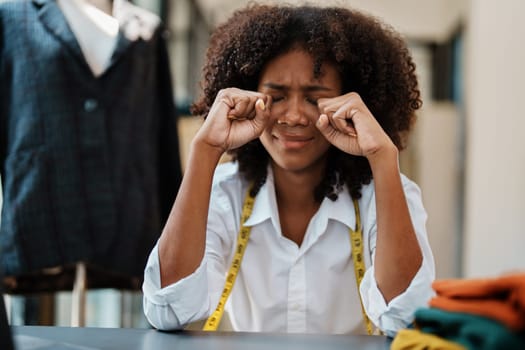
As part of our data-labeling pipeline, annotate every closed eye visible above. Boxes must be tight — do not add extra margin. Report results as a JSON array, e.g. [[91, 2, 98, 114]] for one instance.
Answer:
[[305, 97, 318, 106]]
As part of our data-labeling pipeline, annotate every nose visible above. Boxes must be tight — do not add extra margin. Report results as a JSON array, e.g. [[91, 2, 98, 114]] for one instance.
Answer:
[[280, 97, 310, 126]]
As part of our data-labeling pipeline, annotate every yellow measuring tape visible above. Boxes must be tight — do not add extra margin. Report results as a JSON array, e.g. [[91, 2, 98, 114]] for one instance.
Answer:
[[203, 187, 374, 334], [349, 198, 374, 335], [202, 187, 254, 331]]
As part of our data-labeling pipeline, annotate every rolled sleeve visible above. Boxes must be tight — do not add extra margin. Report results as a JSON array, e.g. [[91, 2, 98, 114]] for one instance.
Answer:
[[360, 176, 436, 337], [142, 244, 210, 330], [360, 257, 435, 337], [142, 174, 238, 331]]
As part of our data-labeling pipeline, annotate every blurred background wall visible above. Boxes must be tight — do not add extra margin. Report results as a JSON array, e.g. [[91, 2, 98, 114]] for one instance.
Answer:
[[463, 0, 525, 277]]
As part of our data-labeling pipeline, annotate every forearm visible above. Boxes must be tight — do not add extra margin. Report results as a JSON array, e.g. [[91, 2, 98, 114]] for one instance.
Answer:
[[158, 139, 223, 287], [368, 146, 423, 303]]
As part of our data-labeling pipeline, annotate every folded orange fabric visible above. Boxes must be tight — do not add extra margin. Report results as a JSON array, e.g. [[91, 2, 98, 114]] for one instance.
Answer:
[[430, 273, 525, 331]]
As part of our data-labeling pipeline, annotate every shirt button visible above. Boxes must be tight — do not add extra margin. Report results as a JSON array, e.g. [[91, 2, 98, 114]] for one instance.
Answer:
[[84, 98, 98, 112]]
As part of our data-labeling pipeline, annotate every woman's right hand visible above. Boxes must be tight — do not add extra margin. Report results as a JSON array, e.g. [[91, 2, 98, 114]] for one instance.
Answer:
[[159, 87, 270, 287], [194, 88, 272, 153]]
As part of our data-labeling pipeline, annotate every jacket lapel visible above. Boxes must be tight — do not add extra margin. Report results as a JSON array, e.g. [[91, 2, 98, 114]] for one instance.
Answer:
[[32, 0, 157, 75], [108, 0, 145, 70], [32, 0, 87, 65], [108, 32, 133, 70]]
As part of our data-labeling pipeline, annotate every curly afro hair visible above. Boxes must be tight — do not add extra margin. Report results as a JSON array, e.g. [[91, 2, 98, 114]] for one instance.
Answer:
[[192, 4, 422, 201]]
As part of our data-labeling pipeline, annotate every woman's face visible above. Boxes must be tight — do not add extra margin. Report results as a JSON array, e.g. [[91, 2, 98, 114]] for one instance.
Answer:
[[257, 49, 342, 175]]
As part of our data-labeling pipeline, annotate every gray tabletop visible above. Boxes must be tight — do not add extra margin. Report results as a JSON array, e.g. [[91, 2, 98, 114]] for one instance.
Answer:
[[13, 326, 392, 350]]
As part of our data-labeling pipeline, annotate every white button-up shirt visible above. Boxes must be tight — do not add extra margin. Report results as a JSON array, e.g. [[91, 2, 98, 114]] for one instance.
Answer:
[[143, 162, 435, 336]]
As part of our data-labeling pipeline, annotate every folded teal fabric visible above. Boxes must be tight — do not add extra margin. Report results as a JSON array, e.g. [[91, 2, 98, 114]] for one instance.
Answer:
[[414, 308, 525, 350]]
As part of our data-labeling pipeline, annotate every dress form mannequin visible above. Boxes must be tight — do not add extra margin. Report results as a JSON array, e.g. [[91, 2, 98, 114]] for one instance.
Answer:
[[0, 0, 182, 326]]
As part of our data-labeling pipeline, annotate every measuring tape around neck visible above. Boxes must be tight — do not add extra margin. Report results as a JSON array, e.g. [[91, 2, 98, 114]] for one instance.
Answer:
[[203, 186, 374, 334], [349, 197, 374, 335]]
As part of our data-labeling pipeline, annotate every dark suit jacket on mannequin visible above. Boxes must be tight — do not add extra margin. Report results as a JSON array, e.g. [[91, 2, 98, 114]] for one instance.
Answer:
[[0, 0, 182, 279]]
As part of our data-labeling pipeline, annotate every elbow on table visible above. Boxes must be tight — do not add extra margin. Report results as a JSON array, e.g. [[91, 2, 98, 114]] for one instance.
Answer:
[[143, 298, 184, 331]]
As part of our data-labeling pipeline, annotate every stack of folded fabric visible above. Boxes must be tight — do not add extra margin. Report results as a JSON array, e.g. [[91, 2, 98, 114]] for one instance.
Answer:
[[391, 273, 525, 350]]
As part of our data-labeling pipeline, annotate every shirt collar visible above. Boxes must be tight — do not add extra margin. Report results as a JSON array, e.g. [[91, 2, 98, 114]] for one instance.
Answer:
[[321, 185, 358, 231], [243, 167, 358, 235], [243, 166, 281, 233]]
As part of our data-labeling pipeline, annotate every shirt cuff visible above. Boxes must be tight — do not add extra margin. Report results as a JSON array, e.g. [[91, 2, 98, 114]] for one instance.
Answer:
[[142, 244, 209, 326], [360, 260, 435, 337]]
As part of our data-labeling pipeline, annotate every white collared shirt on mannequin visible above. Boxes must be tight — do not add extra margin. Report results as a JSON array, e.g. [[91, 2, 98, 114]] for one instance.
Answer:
[[57, 0, 118, 77]]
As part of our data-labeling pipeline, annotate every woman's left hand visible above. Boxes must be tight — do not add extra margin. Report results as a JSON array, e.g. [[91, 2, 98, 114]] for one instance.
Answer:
[[316, 92, 396, 160]]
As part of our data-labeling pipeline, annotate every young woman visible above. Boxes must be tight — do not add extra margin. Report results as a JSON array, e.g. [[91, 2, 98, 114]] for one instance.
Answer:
[[143, 4, 435, 336]]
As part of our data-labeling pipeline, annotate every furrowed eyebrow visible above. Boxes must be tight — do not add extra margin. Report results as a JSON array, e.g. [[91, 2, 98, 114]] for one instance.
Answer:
[[262, 83, 334, 92], [262, 83, 287, 91]]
